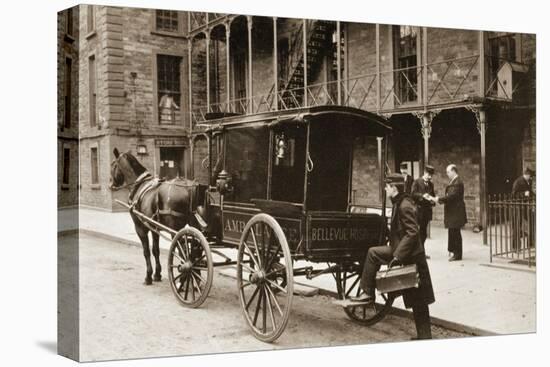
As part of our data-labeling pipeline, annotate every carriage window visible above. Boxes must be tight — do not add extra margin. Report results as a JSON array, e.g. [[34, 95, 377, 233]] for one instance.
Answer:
[[155, 10, 179, 33], [224, 126, 269, 202], [91, 147, 99, 185], [62, 148, 70, 186], [157, 54, 182, 124]]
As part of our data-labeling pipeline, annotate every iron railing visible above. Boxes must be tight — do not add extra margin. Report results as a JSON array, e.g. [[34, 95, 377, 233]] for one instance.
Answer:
[[488, 194, 536, 267], [189, 55, 530, 126]]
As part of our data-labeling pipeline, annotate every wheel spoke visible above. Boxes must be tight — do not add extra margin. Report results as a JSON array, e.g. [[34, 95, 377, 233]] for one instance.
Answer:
[[250, 226, 263, 268], [172, 251, 185, 264], [266, 278, 287, 294], [264, 286, 277, 331], [264, 265, 285, 278], [242, 240, 261, 270], [172, 272, 184, 284], [176, 240, 188, 261], [192, 254, 206, 266], [265, 282, 284, 317], [190, 273, 202, 298], [262, 286, 267, 333], [252, 288, 263, 327], [191, 269, 206, 284], [182, 235, 190, 258], [345, 275, 361, 298], [245, 286, 261, 311], [241, 263, 255, 274], [240, 280, 253, 289], [184, 274, 191, 300]]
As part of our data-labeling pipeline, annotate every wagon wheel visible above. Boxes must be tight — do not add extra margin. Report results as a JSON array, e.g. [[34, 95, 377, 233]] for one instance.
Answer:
[[237, 213, 294, 343], [168, 225, 213, 308], [336, 267, 395, 326]]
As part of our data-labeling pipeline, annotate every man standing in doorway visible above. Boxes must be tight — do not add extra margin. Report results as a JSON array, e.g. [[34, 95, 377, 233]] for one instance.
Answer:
[[436, 164, 467, 261], [400, 162, 414, 194], [411, 165, 436, 259]]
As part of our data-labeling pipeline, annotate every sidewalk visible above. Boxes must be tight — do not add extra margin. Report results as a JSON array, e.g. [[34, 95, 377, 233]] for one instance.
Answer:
[[59, 207, 536, 335]]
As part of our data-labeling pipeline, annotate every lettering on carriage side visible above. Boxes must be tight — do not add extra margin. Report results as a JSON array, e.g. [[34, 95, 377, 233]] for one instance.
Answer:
[[311, 225, 371, 242], [224, 219, 247, 233]]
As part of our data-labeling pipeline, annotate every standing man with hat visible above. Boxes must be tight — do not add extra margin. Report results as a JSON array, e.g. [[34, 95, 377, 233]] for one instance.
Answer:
[[351, 173, 435, 339], [512, 167, 535, 199], [511, 167, 535, 249], [400, 162, 414, 194], [411, 165, 436, 258], [435, 164, 467, 261]]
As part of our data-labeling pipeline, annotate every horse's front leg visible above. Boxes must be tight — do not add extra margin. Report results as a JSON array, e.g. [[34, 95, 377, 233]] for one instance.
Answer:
[[136, 226, 153, 285], [152, 232, 162, 282]]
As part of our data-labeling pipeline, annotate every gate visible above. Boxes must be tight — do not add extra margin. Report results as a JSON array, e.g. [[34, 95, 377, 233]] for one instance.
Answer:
[[488, 194, 536, 267]]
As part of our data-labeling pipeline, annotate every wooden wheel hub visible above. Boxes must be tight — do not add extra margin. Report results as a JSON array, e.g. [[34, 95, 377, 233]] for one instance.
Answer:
[[250, 270, 266, 284], [178, 261, 193, 273]]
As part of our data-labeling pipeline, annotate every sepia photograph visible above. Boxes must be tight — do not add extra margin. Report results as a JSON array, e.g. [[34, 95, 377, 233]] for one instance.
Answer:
[[55, 2, 537, 362]]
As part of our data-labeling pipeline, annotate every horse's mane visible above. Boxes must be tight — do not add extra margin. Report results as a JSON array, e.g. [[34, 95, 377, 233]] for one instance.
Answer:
[[125, 153, 147, 176]]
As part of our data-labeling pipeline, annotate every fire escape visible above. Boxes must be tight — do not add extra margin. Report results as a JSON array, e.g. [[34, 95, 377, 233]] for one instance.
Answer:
[[278, 20, 335, 109]]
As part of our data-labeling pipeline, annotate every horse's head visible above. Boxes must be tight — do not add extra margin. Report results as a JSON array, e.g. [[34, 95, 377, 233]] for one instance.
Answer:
[[109, 148, 147, 191], [109, 148, 127, 190]]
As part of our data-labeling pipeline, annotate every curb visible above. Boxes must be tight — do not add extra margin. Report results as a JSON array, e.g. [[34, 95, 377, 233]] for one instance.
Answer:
[[69, 229, 499, 337]]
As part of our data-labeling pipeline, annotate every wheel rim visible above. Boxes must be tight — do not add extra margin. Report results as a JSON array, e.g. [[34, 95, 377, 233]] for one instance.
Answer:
[[237, 214, 293, 343], [168, 227, 213, 308], [337, 267, 395, 326]]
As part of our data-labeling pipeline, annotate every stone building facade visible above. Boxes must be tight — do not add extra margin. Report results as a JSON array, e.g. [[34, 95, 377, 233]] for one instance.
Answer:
[[58, 7, 80, 208], [58, 5, 536, 230]]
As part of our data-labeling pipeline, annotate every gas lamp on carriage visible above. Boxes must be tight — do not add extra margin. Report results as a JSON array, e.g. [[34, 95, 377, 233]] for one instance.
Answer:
[[275, 133, 288, 163]]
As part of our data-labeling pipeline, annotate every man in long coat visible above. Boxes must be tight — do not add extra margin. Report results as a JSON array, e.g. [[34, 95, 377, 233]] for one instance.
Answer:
[[436, 164, 467, 261], [411, 164, 436, 258], [352, 174, 435, 339], [511, 167, 535, 249]]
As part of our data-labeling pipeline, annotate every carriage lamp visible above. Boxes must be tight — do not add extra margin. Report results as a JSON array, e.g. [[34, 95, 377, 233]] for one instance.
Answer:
[[216, 169, 233, 195], [275, 133, 287, 160], [136, 144, 148, 155]]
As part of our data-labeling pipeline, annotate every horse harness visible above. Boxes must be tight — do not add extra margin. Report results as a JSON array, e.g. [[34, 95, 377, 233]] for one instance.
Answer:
[[129, 173, 203, 226]]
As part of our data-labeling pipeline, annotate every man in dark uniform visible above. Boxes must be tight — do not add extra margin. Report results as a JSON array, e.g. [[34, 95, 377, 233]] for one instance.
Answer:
[[411, 165, 436, 259], [512, 167, 535, 199], [435, 164, 467, 261], [352, 174, 435, 339], [400, 162, 414, 194], [511, 167, 535, 249]]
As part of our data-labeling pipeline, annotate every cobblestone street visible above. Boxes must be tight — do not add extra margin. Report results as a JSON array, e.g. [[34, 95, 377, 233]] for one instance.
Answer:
[[63, 233, 469, 361]]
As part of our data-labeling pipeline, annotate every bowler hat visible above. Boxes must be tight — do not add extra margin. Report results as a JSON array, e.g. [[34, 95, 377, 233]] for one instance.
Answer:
[[399, 162, 408, 169], [524, 167, 535, 176]]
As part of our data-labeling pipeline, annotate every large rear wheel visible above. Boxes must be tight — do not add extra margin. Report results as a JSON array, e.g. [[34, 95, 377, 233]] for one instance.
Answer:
[[237, 213, 293, 343], [336, 266, 395, 326]]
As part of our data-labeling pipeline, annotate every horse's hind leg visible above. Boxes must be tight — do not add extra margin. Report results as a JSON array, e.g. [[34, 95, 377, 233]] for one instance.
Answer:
[[136, 226, 153, 285], [152, 232, 162, 282]]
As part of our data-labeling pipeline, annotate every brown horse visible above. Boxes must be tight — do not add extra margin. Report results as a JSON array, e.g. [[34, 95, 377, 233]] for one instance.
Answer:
[[109, 148, 204, 285]]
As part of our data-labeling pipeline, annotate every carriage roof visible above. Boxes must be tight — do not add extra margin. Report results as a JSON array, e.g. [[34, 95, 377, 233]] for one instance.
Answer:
[[200, 105, 392, 137]]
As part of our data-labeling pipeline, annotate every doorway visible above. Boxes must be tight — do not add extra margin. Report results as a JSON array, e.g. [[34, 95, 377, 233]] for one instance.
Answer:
[[159, 147, 185, 179]]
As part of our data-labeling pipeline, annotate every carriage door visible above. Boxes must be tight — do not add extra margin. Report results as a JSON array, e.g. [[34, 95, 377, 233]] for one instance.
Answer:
[[159, 147, 185, 179], [271, 125, 307, 203]]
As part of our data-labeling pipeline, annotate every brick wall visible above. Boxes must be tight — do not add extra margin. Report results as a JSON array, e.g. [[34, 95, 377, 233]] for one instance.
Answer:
[[351, 136, 382, 207], [429, 109, 481, 226]]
